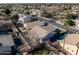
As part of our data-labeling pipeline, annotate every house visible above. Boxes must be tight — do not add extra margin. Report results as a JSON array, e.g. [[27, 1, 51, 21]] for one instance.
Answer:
[[26, 21, 44, 29], [0, 34, 14, 55], [18, 13, 38, 23], [26, 21, 58, 32], [29, 26, 49, 39], [59, 34, 79, 55], [23, 15, 34, 22], [31, 9, 41, 17], [27, 26, 49, 48], [27, 25, 64, 48], [0, 19, 13, 28], [25, 25, 66, 54]]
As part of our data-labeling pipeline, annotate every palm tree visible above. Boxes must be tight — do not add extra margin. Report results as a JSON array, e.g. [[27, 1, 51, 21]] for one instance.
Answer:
[[4, 8, 11, 20], [62, 25, 68, 52], [63, 12, 72, 53]]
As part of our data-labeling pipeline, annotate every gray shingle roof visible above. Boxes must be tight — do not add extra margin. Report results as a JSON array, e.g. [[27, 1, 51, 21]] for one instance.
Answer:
[[0, 20, 12, 24], [0, 20, 12, 27]]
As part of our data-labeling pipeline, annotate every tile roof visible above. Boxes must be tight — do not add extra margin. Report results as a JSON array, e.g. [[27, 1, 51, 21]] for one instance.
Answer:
[[29, 25, 49, 39], [25, 26, 49, 48], [59, 34, 79, 46]]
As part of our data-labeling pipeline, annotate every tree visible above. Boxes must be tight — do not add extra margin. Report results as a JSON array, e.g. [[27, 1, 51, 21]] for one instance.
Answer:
[[42, 10, 52, 18], [62, 13, 75, 52], [4, 8, 11, 20], [11, 14, 19, 23], [46, 13, 52, 18], [25, 10, 31, 15], [64, 13, 75, 26], [41, 10, 47, 17], [4, 8, 11, 16], [24, 6, 29, 10], [65, 13, 72, 19], [12, 14, 19, 20], [60, 6, 67, 12], [64, 19, 75, 26], [65, 13, 78, 19]]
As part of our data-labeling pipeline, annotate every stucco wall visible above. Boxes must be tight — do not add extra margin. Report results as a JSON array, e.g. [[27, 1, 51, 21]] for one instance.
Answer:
[[60, 43, 79, 55]]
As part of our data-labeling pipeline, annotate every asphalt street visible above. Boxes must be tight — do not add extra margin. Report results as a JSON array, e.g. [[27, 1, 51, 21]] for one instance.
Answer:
[[40, 17, 79, 34]]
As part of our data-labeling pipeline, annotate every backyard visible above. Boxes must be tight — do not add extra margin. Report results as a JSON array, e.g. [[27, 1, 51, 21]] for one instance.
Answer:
[[30, 45, 50, 55]]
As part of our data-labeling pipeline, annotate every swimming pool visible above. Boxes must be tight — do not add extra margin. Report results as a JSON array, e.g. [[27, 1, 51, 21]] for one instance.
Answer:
[[47, 32, 67, 42]]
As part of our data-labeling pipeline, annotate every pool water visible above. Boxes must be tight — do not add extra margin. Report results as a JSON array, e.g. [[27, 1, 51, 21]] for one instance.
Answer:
[[47, 32, 67, 42], [58, 32, 67, 40]]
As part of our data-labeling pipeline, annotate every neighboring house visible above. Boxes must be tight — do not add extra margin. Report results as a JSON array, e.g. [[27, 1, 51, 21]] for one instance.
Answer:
[[17, 14, 25, 24], [31, 9, 41, 17], [31, 9, 37, 16], [59, 34, 79, 55], [23, 15, 34, 22], [18, 13, 38, 23], [18, 17, 24, 24], [0, 34, 14, 55], [0, 19, 13, 28], [35, 10, 41, 17]]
